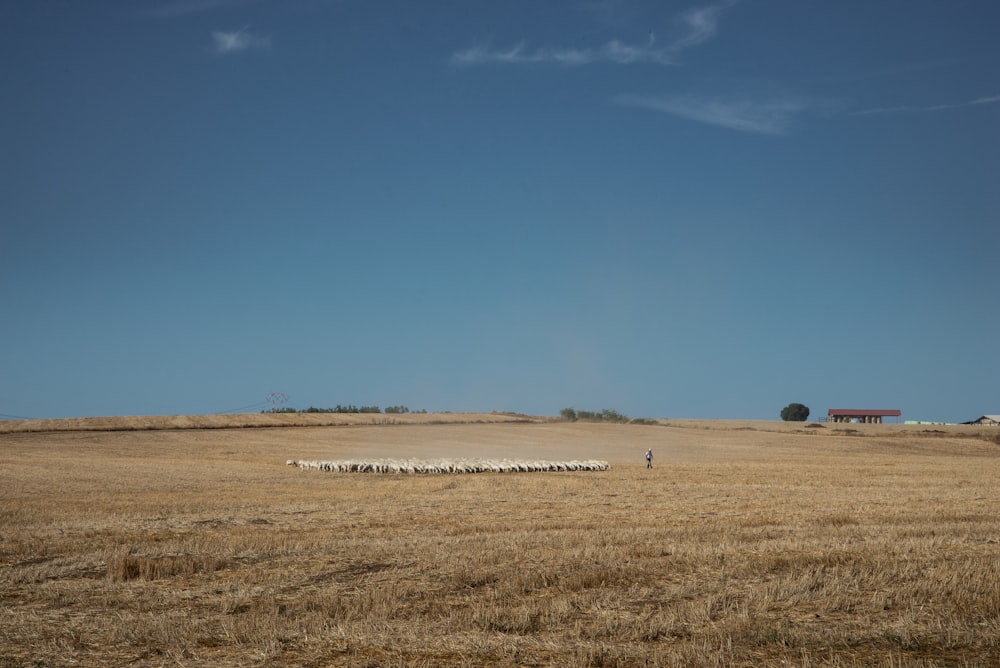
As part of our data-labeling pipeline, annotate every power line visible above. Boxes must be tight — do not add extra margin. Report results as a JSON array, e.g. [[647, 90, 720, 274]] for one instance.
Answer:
[[212, 401, 271, 415]]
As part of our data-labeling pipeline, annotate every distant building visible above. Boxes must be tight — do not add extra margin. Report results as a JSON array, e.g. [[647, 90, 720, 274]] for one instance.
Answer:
[[964, 415, 1000, 426], [828, 408, 901, 424]]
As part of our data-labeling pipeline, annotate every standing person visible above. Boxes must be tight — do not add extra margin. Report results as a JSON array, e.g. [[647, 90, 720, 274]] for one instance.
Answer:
[[645, 448, 653, 469]]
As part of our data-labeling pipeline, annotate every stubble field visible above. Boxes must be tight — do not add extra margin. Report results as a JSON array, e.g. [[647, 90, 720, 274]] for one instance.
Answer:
[[1, 414, 998, 667]]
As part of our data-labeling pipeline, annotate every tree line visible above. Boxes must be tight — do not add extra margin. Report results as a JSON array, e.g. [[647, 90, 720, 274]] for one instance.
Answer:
[[560, 407, 630, 423], [264, 405, 422, 414]]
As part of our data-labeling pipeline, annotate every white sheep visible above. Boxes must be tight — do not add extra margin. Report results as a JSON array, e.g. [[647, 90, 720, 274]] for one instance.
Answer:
[[288, 457, 610, 474]]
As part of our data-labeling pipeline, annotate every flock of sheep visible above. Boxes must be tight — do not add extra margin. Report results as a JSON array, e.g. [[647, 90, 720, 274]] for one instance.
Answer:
[[286, 458, 610, 474]]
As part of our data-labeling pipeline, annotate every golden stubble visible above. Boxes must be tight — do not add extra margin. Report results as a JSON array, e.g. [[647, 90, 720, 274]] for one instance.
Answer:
[[1, 418, 998, 666]]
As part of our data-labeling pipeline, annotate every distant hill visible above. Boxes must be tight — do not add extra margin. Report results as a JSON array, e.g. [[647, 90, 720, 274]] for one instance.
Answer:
[[0, 411, 545, 434]]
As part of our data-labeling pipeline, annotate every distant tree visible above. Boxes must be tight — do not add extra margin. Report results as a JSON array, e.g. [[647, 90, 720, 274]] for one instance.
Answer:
[[570, 408, 630, 423], [599, 409, 629, 423], [560, 407, 578, 421], [780, 403, 810, 422]]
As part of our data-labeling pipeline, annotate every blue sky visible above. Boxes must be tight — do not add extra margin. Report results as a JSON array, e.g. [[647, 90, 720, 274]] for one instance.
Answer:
[[2, 0, 997, 422]]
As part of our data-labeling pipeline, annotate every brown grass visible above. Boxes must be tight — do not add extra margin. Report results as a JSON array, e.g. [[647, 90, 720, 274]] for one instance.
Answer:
[[1, 415, 999, 666]]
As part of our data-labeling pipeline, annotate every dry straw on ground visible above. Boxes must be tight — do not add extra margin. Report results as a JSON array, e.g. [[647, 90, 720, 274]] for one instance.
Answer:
[[1, 414, 998, 666]]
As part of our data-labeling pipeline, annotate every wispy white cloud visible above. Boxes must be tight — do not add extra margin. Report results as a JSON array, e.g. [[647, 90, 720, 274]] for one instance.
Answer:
[[615, 92, 807, 135], [143, 0, 264, 19], [211, 26, 270, 54], [451, 37, 673, 67], [972, 94, 1000, 106], [452, 1, 741, 68], [853, 93, 1000, 116], [671, 0, 740, 52]]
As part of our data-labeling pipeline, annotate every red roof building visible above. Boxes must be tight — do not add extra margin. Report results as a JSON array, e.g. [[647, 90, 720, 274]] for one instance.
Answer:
[[827, 408, 901, 424]]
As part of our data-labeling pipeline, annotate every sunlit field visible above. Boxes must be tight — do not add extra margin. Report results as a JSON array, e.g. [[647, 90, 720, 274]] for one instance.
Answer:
[[2, 415, 998, 667]]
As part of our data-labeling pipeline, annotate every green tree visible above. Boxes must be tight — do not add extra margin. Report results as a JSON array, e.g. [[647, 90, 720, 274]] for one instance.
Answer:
[[780, 403, 810, 422]]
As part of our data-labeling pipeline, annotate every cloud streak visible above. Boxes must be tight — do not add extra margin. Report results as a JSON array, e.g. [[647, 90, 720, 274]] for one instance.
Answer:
[[615, 93, 807, 135], [211, 26, 270, 54], [451, 37, 673, 67], [671, 0, 740, 52], [853, 93, 1000, 116], [452, 0, 739, 67]]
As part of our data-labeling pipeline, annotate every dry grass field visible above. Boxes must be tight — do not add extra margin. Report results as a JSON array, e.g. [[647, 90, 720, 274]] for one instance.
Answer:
[[2, 414, 999, 667]]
